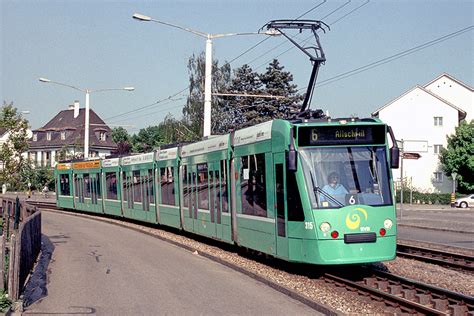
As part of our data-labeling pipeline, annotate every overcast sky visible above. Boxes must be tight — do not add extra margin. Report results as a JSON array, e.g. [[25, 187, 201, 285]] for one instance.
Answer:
[[2, 0, 473, 132]]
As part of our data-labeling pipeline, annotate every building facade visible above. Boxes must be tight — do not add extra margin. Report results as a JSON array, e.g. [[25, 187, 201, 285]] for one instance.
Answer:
[[372, 74, 472, 193], [28, 101, 117, 167]]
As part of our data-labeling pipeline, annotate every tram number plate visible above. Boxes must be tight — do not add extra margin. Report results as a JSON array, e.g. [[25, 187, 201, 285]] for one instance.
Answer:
[[345, 194, 359, 205]]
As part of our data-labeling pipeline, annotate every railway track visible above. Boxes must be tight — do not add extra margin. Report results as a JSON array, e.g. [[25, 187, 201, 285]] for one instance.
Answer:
[[397, 243, 474, 274], [322, 268, 474, 315]]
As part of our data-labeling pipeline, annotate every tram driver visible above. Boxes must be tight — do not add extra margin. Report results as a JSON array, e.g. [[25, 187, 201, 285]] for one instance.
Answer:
[[321, 172, 348, 206]]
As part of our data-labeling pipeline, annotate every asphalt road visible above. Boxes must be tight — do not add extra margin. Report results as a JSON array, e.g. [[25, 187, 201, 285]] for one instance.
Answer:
[[397, 206, 474, 250], [398, 226, 474, 249], [23, 211, 319, 315]]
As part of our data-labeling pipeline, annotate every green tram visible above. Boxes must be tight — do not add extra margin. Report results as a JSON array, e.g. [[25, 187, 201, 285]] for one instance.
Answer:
[[55, 117, 399, 265]]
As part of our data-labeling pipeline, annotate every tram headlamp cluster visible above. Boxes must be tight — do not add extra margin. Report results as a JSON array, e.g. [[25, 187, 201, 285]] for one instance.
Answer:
[[383, 219, 393, 229], [319, 222, 331, 233]]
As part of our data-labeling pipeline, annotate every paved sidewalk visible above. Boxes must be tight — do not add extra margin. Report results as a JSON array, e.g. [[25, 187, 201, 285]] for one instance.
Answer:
[[397, 203, 471, 211]]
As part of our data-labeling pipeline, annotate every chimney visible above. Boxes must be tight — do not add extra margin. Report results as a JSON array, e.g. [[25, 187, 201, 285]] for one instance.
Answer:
[[68, 104, 74, 110], [74, 100, 80, 118]]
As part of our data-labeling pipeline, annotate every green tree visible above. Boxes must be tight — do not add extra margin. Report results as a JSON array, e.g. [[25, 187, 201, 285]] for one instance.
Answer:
[[219, 64, 262, 132], [157, 114, 197, 144], [111, 127, 131, 143], [439, 120, 474, 193], [183, 52, 231, 138], [57, 145, 70, 162], [32, 166, 55, 191], [111, 127, 132, 155], [254, 59, 302, 124], [132, 125, 163, 153], [0, 102, 30, 190]]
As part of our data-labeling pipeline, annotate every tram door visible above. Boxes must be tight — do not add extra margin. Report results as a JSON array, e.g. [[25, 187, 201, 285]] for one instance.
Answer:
[[274, 153, 289, 258], [90, 173, 102, 213], [74, 174, 84, 206], [187, 165, 198, 233]]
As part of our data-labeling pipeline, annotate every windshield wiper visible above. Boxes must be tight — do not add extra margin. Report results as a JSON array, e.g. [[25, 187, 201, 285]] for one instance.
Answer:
[[306, 161, 345, 208], [314, 186, 344, 207]]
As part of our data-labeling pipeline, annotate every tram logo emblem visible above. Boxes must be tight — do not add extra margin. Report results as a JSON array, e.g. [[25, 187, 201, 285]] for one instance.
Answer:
[[345, 208, 368, 230]]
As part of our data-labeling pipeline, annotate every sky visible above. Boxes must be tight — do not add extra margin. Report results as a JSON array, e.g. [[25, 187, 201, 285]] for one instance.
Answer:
[[1, 0, 473, 133]]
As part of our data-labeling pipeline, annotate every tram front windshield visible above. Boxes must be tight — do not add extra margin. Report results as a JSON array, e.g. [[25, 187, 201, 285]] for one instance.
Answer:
[[299, 146, 392, 208]]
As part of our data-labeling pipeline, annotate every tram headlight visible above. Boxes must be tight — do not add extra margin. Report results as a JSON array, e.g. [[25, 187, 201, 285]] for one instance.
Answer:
[[383, 219, 393, 229], [319, 222, 331, 233]]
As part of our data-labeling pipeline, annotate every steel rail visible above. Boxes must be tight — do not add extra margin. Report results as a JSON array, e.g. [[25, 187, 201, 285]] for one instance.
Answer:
[[397, 244, 474, 273], [322, 267, 474, 315]]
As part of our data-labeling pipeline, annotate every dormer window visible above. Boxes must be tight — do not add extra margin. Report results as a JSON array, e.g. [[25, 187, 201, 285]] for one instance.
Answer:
[[46, 132, 52, 141], [100, 132, 107, 141], [33, 133, 37, 141], [61, 131, 66, 140]]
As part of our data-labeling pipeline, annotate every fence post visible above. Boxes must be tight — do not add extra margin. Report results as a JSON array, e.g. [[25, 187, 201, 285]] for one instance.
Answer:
[[0, 201, 4, 236], [7, 234, 16, 298], [6, 202, 11, 238], [14, 196, 20, 230], [0, 234, 4, 291]]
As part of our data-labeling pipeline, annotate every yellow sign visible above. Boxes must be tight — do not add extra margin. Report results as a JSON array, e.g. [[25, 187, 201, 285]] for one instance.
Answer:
[[57, 163, 71, 170], [73, 160, 101, 169], [345, 208, 368, 230]]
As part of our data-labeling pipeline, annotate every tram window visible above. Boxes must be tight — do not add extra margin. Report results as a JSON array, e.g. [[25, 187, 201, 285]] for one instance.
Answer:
[[127, 175, 133, 209], [148, 169, 154, 204], [133, 170, 142, 203], [141, 173, 148, 209], [275, 164, 285, 236], [74, 176, 79, 198], [83, 174, 91, 198], [106, 172, 118, 200], [220, 160, 228, 213], [287, 169, 304, 222], [183, 166, 189, 208], [160, 167, 175, 206], [241, 154, 267, 217], [197, 163, 209, 210], [214, 170, 221, 214], [96, 175, 101, 199], [122, 174, 128, 203], [59, 174, 70, 196]]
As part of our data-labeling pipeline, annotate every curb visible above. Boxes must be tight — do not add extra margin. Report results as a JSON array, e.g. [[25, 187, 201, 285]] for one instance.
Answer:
[[397, 223, 472, 234]]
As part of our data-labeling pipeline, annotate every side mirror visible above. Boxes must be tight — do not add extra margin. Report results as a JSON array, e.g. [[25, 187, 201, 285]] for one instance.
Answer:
[[390, 147, 400, 169], [288, 150, 297, 172], [288, 127, 297, 172]]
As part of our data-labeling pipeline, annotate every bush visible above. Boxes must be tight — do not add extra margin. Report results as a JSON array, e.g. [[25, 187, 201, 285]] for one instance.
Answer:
[[0, 291, 11, 312], [395, 189, 458, 205]]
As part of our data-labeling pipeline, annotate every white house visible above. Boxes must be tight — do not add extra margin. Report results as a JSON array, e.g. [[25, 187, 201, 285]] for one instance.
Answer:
[[424, 73, 474, 122], [28, 101, 117, 168], [372, 74, 472, 193]]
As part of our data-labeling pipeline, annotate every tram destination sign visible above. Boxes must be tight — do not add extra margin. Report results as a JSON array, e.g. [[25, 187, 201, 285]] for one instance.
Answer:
[[298, 125, 386, 146]]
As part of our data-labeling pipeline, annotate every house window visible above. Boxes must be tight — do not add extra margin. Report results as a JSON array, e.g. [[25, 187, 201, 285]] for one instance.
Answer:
[[61, 131, 65, 140], [434, 144, 443, 154], [33, 133, 37, 141], [100, 132, 106, 141], [433, 172, 443, 182], [46, 132, 52, 141], [434, 117, 443, 126]]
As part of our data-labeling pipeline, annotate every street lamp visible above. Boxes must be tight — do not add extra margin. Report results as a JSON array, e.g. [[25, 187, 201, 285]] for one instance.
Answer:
[[39, 77, 134, 159], [133, 13, 279, 137]]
